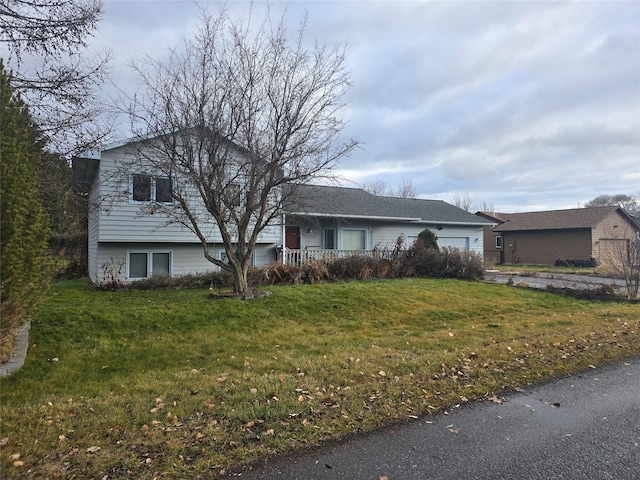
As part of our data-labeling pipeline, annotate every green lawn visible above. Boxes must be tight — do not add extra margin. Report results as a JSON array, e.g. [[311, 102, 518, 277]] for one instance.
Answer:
[[1, 278, 638, 479]]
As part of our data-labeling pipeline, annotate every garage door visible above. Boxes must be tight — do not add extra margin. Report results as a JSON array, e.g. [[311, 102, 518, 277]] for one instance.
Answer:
[[438, 237, 469, 250]]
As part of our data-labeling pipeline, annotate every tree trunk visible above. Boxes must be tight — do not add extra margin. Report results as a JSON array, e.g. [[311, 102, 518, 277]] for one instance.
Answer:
[[230, 263, 250, 295]]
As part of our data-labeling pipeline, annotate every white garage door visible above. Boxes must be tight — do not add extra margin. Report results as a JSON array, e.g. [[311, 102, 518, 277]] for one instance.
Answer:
[[438, 237, 469, 250]]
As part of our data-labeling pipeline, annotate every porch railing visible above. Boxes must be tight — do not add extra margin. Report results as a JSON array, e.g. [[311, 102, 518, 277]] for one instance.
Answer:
[[282, 248, 397, 267]]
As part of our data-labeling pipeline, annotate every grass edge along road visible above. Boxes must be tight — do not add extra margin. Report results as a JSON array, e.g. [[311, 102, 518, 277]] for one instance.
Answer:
[[1, 278, 638, 479]]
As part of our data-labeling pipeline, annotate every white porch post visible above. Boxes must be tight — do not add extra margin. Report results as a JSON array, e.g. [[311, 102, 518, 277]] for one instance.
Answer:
[[282, 213, 287, 265]]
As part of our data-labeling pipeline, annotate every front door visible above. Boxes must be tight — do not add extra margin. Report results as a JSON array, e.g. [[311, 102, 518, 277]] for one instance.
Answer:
[[285, 226, 300, 249]]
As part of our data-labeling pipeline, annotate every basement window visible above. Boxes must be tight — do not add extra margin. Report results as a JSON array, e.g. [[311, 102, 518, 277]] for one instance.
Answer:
[[128, 251, 172, 279]]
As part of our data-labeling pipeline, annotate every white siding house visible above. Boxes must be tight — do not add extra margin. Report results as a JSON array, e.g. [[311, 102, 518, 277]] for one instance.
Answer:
[[74, 141, 283, 284], [74, 142, 492, 284]]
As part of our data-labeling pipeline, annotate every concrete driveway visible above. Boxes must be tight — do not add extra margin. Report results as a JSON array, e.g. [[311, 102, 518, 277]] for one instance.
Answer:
[[485, 271, 628, 292], [233, 357, 640, 479]]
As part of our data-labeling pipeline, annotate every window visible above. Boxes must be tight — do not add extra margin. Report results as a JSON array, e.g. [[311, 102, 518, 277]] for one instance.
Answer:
[[219, 250, 255, 270], [127, 251, 172, 279], [155, 177, 173, 203], [323, 229, 336, 249], [342, 229, 366, 250], [132, 174, 151, 202], [495, 235, 502, 249], [130, 174, 173, 203], [225, 183, 241, 208]]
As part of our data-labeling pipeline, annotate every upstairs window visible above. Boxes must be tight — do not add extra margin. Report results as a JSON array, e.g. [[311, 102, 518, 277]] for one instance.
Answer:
[[130, 174, 173, 203], [132, 174, 152, 202], [225, 183, 241, 208]]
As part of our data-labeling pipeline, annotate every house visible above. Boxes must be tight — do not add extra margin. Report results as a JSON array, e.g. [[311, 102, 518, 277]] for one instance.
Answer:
[[73, 140, 493, 284], [478, 207, 640, 266], [283, 184, 493, 265]]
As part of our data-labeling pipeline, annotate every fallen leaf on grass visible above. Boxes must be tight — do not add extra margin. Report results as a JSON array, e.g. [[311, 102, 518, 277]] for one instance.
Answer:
[[86, 446, 101, 454], [13, 461, 24, 467], [10, 454, 20, 461]]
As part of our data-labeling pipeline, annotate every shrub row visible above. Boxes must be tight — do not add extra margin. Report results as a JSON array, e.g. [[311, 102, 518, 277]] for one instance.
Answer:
[[112, 243, 484, 291], [259, 245, 485, 284]]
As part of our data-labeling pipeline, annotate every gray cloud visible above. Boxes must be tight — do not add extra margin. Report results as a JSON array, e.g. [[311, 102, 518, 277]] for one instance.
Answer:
[[96, 0, 640, 212]]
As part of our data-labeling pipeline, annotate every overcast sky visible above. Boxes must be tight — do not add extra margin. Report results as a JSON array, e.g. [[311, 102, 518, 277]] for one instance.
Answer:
[[92, 0, 640, 212]]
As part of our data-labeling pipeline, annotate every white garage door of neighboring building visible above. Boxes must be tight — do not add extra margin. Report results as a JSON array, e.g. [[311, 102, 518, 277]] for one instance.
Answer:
[[438, 237, 469, 250]]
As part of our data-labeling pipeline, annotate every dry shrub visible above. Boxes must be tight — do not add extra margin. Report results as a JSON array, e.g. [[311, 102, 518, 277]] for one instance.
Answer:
[[302, 260, 330, 284], [440, 247, 484, 280], [110, 272, 227, 291], [328, 255, 378, 280], [261, 262, 304, 285]]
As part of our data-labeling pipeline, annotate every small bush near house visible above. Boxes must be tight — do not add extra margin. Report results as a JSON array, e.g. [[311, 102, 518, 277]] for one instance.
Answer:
[[327, 255, 379, 280], [301, 259, 330, 284], [441, 247, 485, 280], [417, 228, 440, 251]]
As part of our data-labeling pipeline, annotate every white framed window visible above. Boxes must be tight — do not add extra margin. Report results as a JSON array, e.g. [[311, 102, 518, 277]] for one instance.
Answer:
[[342, 229, 367, 250], [495, 235, 502, 249], [219, 250, 256, 270], [225, 183, 242, 208], [127, 251, 172, 279], [323, 229, 336, 249], [130, 174, 174, 204]]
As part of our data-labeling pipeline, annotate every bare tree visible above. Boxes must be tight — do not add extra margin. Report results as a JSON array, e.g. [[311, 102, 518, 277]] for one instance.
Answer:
[[396, 178, 416, 198], [361, 178, 416, 198], [585, 194, 639, 216], [451, 192, 474, 212], [599, 228, 640, 298], [362, 179, 393, 196], [120, 6, 357, 294], [0, 0, 111, 154]]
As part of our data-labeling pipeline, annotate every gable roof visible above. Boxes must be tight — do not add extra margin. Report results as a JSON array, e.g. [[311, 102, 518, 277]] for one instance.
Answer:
[[285, 184, 493, 226], [493, 206, 629, 232]]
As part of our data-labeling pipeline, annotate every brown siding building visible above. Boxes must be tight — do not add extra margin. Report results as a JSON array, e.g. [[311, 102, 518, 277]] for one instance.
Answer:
[[479, 207, 639, 266]]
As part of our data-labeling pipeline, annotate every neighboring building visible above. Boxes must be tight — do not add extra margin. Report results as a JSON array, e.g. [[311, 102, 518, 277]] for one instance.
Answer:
[[479, 207, 640, 266], [475, 211, 505, 265], [73, 140, 492, 284]]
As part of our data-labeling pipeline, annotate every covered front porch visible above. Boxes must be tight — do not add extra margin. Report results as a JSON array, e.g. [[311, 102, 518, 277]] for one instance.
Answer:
[[280, 248, 397, 267]]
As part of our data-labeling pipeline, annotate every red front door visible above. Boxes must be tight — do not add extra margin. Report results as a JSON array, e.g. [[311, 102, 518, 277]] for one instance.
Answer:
[[285, 226, 300, 249]]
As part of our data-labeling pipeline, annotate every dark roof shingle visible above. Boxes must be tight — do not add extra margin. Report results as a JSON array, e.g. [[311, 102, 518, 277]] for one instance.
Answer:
[[285, 184, 492, 225]]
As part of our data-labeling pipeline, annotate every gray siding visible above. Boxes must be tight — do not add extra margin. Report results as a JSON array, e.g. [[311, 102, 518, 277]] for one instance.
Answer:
[[96, 147, 281, 244], [93, 243, 279, 284], [87, 174, 101, 282]]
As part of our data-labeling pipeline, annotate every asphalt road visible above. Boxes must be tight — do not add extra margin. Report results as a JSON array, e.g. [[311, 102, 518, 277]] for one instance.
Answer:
[[233, 357, 640, 480]]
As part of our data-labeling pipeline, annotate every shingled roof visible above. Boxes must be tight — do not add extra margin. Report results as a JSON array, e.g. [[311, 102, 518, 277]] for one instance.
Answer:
[[493, 206, 628, 232], [284, 184, 492, 226]]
